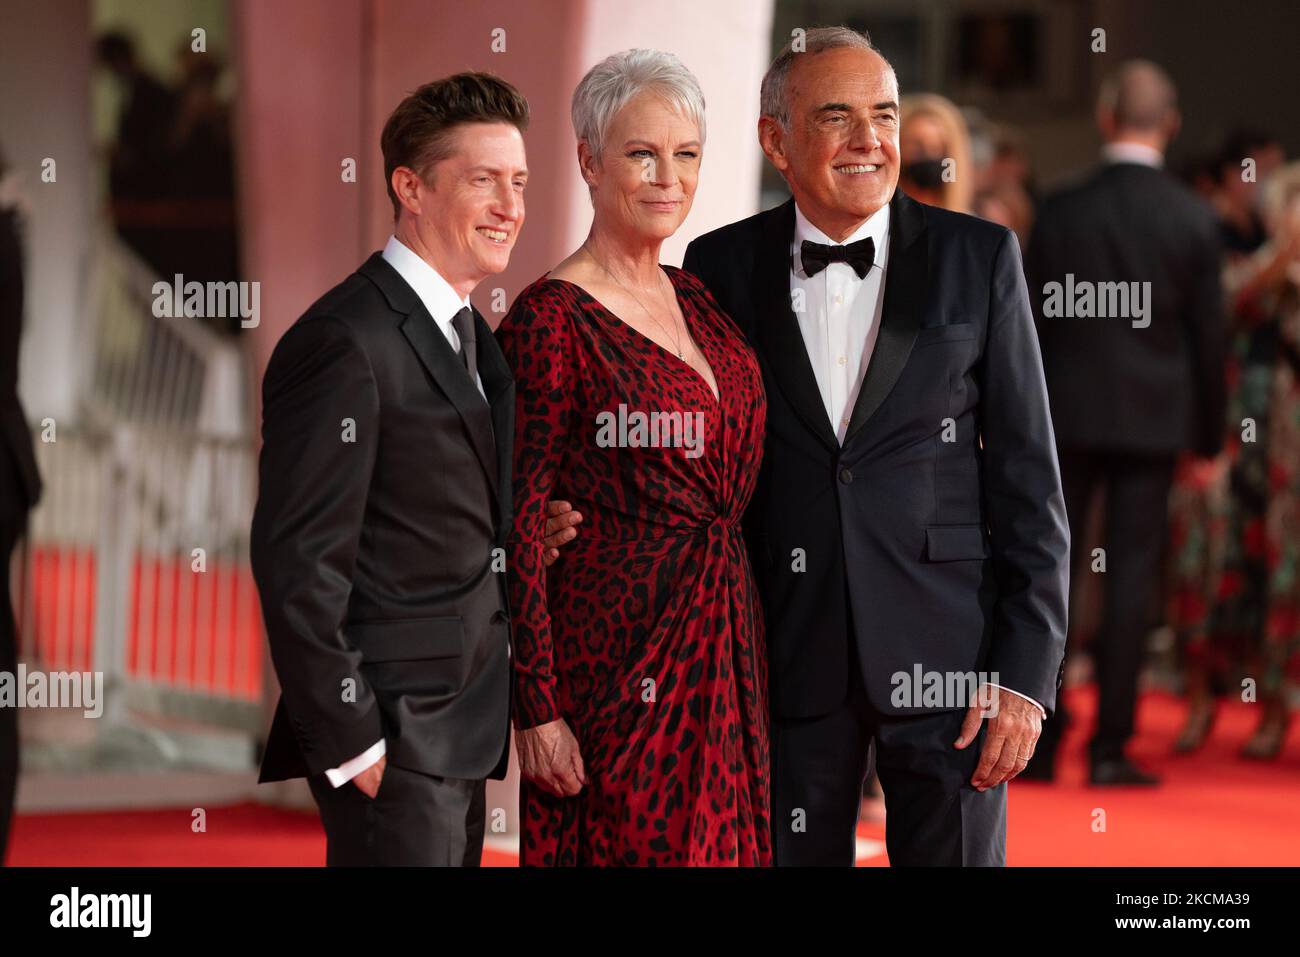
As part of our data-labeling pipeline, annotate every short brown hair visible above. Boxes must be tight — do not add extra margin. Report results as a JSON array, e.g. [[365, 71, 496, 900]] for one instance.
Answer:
[[380, 72, 530, 219]]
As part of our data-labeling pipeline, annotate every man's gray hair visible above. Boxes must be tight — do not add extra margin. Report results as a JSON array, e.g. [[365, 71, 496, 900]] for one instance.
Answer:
[[760, 26, 891, 129], [572, 49, 706, 156]]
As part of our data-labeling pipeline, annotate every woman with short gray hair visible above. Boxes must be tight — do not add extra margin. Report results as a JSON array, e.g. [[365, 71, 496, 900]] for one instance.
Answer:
[[496, 49, 771, 866]]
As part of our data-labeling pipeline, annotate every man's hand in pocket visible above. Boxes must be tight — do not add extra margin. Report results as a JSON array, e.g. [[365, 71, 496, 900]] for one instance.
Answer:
[[353, 754, 387, 799]]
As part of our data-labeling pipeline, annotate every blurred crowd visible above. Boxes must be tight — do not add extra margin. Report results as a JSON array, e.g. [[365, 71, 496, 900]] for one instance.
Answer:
[[896, 66, 1297, 785], [96, 30, 240, 320]]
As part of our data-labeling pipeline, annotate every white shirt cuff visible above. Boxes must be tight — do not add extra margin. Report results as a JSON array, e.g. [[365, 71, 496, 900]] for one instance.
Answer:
[[324, 739, 386, 788], [988, 683, 1047, 719]]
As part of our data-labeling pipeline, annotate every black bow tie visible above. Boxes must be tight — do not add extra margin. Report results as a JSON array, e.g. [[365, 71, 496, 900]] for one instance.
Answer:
[[800, 237, 875, 279]]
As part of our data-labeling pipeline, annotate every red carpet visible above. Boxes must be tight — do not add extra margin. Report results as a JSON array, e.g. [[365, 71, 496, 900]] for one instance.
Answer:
[[9, 686, 1299, 866]]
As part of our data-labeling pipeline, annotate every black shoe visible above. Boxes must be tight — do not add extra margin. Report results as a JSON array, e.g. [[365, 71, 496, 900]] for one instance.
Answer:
[[1089, 757, 1160, 786]]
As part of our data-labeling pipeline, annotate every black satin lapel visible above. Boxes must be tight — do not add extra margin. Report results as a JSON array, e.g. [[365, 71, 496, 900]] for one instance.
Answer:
[[756, 200, 839, 452], [844, 191, 928, 441], [400, 307, 499, 503]]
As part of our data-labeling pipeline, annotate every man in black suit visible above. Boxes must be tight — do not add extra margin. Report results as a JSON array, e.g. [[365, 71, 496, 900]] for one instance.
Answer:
[[0, 183, 43, 865], [1024, 61, 1225, 785], [252, 74, 529, 865], [682, 28, 1069, 865]]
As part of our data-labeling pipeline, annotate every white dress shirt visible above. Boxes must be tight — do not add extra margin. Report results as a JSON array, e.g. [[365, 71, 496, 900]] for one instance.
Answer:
[[324, 236, 488, 789], [788, 201, 1046, 721], [381, 234, 486, 399]]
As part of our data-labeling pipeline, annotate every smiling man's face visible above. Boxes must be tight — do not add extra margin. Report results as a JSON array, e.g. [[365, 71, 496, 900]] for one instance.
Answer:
[[760, 46, 900, 241], [392, 121, 528, 297]]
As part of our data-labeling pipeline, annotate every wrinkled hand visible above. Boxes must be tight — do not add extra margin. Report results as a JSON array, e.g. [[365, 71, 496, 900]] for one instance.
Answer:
[[541, 500, 583, 567], [353, 754, 387, 799], [516, 718, 587, 797], [954, 685, 1041, 790]]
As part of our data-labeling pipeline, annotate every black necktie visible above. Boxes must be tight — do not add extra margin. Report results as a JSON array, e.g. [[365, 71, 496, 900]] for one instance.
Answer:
[[800, 237, 875, 279], [451, 306, 476, 379]]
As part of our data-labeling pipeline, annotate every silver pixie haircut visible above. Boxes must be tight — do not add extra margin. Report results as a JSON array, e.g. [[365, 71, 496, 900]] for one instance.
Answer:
[[760, 26, 892, 130], [571, 49, 706, 157]]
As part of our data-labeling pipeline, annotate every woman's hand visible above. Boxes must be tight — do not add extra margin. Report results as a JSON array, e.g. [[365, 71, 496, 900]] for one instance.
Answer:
[[516, 718, 587, 796]]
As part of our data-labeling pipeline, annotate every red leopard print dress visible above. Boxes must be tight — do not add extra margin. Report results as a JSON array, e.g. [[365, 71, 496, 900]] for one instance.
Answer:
[[496, 265, 770, 866]]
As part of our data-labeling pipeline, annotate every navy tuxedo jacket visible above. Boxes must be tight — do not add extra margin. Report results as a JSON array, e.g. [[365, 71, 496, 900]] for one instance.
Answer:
[[684, 189, 1069, 719]]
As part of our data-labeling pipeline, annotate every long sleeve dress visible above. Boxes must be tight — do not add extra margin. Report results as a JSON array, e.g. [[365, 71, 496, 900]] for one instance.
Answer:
[[495, 265, 771, 866]]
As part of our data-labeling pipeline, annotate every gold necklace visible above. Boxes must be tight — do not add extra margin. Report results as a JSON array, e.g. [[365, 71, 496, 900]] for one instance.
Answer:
[[586, 245, 688, 360]]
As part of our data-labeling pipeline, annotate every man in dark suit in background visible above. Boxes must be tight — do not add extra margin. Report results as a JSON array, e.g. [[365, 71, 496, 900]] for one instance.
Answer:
[[683, 27, 1069, 865], [0, 166, 43, 865], [1024, 61, 1226, 785], [252, 74, 528, 865]]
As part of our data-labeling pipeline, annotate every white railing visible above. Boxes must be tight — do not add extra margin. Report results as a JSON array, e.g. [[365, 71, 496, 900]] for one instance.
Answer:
[[16, 228, 261, 774]]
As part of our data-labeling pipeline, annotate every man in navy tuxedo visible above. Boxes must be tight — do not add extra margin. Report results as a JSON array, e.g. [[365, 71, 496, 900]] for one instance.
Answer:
[[682, 27, 1068, 866]]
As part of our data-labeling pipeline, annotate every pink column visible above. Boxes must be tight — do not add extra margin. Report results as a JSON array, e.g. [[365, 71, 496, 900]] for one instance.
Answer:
[[233, 0, 370, 385]]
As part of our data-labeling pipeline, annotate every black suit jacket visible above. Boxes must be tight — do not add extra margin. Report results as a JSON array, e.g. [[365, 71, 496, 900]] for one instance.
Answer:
[[0, 207, 42, 522], [684, 190, 1069, 719], [254, 252, 514, 783], [1025, 161, 1226, 456]]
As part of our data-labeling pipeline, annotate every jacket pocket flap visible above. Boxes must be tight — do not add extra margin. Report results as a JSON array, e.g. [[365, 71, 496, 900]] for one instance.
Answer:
[[925, 525, 991, 561], [349, 616, 463, 662], [915, 323, 978, 346]]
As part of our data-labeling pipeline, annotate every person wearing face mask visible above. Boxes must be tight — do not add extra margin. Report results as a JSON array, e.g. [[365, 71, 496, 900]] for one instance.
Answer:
[[898, 93, 974, 213]]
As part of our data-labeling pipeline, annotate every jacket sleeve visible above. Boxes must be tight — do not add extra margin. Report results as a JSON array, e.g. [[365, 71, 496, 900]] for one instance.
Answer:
[[250, 315, 385, 774], [978, 229, 1071, 714], [495, 293, 576, 730]]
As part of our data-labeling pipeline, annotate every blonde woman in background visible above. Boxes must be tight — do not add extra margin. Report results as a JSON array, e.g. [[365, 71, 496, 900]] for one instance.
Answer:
[[899, 93, 974, 212]]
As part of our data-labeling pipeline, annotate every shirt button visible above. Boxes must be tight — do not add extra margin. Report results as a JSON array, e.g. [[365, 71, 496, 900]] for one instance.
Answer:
[[837, 355, 847, 365], [839, 467, 853, 485], [833, 295, 843, 305]]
